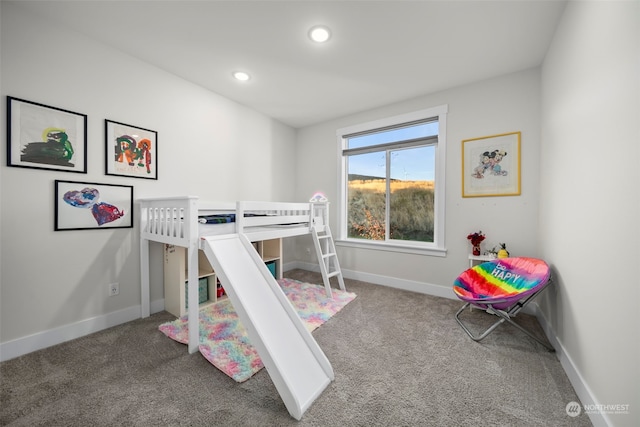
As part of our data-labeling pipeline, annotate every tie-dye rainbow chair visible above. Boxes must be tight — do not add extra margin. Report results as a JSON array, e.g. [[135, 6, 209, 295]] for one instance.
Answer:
[[453, 257, 554, 351]]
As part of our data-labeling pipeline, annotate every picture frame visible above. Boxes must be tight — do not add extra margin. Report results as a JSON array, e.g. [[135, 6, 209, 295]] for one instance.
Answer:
[[7, 96, 87, 173], [462, 131, 521, 197], [54, 180, 133, 231], [105, 119, 157, 179]]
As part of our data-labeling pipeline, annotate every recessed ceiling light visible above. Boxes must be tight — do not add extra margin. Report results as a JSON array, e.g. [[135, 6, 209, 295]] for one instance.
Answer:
[[232, 71, 251, 81], [309, 26, 331, 43]]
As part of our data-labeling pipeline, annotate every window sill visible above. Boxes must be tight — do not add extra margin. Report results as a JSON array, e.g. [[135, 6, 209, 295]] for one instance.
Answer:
[[335, 239, 447, 257]]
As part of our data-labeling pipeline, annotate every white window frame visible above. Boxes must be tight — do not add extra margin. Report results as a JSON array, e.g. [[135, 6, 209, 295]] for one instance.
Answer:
[[336, 105, 448, 257]]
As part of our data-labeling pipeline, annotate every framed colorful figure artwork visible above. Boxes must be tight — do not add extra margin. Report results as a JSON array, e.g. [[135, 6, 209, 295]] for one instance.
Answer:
[[462, 131, 521, 198], [6, 96, 87, 173], [105, 119, 157, 179], [54, 180, 134, 231]]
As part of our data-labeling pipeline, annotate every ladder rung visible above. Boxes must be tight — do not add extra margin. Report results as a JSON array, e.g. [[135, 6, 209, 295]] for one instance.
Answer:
[[322, 252, 336, 259], [327, 271, 341, 278], [317, 235, 331, 240]]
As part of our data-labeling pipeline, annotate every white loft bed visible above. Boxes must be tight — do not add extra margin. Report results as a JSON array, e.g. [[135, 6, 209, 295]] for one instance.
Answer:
[[138, 196, 343, 419], [138, 196, 330, 352]]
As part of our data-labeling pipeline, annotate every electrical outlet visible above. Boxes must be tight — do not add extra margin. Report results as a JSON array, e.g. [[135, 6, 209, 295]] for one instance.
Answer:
[[109, 282, 119, 296], [306, 247, 311, 255]]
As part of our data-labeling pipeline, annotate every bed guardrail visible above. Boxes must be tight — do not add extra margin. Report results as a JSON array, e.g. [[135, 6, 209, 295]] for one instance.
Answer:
[[139, 196, 199, 246], [236, 201, 315, 233], [141, 199, 328, 241], [139, 197, 330, 321]]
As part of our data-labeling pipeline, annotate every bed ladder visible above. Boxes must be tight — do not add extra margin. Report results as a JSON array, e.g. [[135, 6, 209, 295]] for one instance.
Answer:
[[311, 220, 345, 298]]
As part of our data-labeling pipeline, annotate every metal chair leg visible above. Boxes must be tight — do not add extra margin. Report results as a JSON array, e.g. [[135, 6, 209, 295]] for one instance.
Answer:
[[455, 302, 555, 352], [487, 306, 555, 352]]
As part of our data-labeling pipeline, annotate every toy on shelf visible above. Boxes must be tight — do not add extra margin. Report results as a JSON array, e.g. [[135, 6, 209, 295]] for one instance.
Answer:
[[216, 278, 225, 298], [497, 243, 510, 259]]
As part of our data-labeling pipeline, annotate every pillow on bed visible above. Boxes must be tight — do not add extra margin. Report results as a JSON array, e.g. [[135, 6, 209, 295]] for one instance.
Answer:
[[198, 214, 236, 224]]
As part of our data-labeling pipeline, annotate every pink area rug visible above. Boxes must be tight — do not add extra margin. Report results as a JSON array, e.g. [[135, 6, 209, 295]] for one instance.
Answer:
[[159, 278, 357, 382]]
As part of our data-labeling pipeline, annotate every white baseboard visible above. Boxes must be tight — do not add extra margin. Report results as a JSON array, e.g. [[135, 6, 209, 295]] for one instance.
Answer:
[[531, 306, 610, 427], [151, 298, 165, 315], [0, 299, 166, 363], [285, 260, 458, 300]]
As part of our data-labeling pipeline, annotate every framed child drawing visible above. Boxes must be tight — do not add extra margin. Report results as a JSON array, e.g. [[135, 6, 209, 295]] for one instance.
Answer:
[[7, 96, 88, 173], [55, 180, 133, 231], [105, 119, 158, 179], [462, 131, 521, 197]]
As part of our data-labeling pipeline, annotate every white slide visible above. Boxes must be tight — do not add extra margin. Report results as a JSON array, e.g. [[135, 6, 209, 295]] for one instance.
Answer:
[[200, 234, 334, 420]]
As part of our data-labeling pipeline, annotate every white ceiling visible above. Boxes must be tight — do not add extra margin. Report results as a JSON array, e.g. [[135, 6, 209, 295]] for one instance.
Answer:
[[10, 0, 567, 128]]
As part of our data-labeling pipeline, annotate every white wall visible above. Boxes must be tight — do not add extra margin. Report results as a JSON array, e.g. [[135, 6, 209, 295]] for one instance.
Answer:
[[0, 3, 296, 355], [539, 2, 639, 426], [293, 68, 543, 294]]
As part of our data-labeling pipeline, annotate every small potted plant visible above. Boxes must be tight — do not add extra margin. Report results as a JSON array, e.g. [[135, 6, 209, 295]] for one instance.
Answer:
[[467, 231, 485, 256]]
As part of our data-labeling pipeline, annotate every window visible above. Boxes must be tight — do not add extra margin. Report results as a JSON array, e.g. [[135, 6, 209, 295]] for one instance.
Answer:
[[337, 105, 447, 256]]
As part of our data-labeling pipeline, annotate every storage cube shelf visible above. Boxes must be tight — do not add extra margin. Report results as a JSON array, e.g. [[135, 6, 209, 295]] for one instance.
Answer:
[[163, 238, 282, 317], [185, 276, 215, 308]]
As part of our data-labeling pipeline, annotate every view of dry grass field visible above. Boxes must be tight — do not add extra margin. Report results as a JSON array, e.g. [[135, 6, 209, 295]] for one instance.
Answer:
[[348, 179, 435, 192], [347, 178, 435, 242]]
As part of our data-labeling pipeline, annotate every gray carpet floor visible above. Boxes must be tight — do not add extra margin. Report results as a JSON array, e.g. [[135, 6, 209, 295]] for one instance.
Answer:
[[0, 269, 592, 426]]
